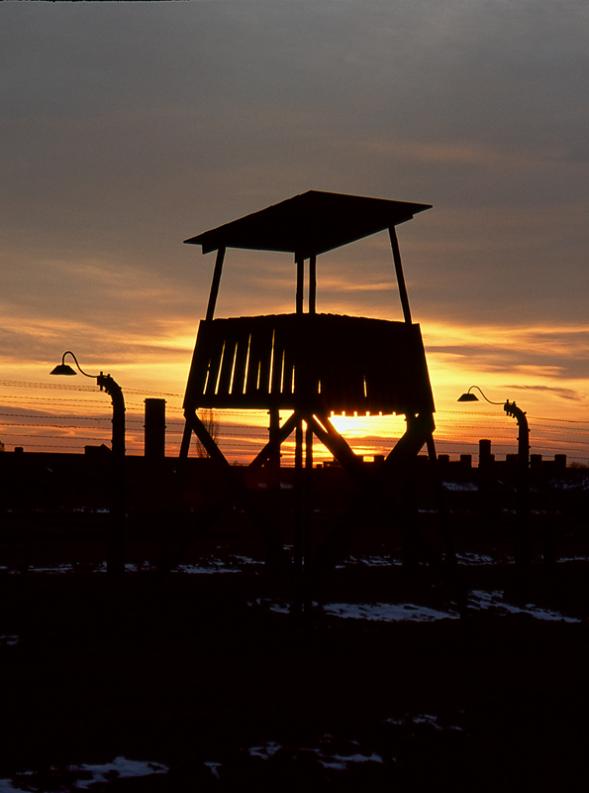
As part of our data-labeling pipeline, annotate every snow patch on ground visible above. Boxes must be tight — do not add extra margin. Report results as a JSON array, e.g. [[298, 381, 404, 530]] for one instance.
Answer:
[[124, 561, 158, 573], [172, 555, 262, 575], [343, 552, 503, 568], [1, 556, 265, 576], [72, 758, 168, 789], [468, 590, 582, 623], [550, 477, 589, 492], [0, 757, 169, 792], [443, 481, 479, 492], [385, 712, 465, 733], [317, 750, 384, 770], [174, 561, 240, 575], [204, 736, 384, 783], [248, 742, 282, 760], [343, 554, 403, 568], [250, 599, 459, 622], [203, 760, 222, 780], [254, 599, 292, 615], [455, 552, 496, 566], [243, 737, 384, 772], [231, 554, 262, 567], [20, 563, 74, 575], [323, 602, 460, 623], [253, 593, 581, 625]]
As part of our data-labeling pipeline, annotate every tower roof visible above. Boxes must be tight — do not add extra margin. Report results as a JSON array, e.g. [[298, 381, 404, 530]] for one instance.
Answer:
[[184, 190, 431, 257]]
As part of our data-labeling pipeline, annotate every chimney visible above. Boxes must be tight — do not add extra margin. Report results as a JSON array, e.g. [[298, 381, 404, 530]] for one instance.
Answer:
[[144, 398, 166, 459]]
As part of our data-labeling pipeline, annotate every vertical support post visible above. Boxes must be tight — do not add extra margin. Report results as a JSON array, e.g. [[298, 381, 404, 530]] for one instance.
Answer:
[[268, 407, 281, 477], [305, 422, 314, 564], [294, 419, 304, 471], [294, 417, 304, 568], [144, 398, 166, 459], [295, 252, 305, 315], [303, 419, 314, 611], [388, 226, 412, 324], [425, 434, 436, 463], [206, 246, 226, 322], [293, 416, 306, 613], [294, 250, 306, 610], [264, 407, 283, 568], [308, 254, 317, 314], [181, 246, 225, 459], [305, 421, 313, 470], [427, 432, 455, 566]]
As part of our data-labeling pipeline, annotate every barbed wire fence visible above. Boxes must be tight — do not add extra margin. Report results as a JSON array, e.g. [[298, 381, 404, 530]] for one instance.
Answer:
[[0, 379, 587, 465]]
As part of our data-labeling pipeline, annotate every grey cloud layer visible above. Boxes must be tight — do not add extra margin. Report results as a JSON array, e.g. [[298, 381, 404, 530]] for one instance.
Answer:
[[1, 1, 588, 358]]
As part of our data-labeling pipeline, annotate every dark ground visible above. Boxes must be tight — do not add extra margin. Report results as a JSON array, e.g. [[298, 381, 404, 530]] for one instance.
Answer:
[[1, 560, 588, 792]]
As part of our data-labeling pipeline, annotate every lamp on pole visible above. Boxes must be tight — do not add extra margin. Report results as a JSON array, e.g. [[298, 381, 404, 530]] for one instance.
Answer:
[[458, 385, 531, 565], [51, 351, 126, 574], [51, 351, 125, 457], [457, 385, 529, 467]]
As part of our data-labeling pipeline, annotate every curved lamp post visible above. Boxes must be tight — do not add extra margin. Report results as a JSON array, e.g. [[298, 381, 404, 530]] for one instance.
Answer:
[[51, 351, 125, 457], [458, 385, 531, 566], [457, 385, 529, 467]]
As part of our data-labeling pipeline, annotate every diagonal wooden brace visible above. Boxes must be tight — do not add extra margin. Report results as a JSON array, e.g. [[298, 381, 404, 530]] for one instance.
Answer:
[[249, 411, 299, 469], [386, 412, 435, 465], [308, 413, 362, 474], [182, 409, 230, 466]]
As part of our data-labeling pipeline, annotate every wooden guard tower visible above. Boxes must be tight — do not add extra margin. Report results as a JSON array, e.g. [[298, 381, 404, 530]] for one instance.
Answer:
[[179, 190, 436, 471]]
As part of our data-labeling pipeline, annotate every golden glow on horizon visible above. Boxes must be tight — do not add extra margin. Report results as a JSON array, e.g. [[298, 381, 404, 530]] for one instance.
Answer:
[[0, 317, 587, 463]]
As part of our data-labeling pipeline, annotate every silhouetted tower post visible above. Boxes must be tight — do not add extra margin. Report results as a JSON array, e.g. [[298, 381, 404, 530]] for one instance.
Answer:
[[179, 191, 438, 575], [145, 398, 166, 460]]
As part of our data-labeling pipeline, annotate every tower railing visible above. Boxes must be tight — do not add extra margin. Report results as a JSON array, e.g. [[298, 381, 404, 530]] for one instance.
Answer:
[[183, 313, 434, 416]]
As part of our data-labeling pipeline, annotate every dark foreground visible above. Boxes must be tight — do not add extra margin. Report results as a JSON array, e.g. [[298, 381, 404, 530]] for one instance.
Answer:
[[1, 561, 588, 792]]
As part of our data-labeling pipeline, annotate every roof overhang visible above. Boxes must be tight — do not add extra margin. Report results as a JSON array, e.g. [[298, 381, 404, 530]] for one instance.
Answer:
[[184, 190, 431, 257]]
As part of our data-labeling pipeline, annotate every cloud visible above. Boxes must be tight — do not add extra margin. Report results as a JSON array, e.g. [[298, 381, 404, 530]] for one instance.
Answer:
[[423, 322, 589, 382], [505, 384, 583, 402]]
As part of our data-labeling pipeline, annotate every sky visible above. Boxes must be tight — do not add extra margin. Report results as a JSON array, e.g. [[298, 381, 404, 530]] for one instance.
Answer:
[[1, 0, 588, 464]]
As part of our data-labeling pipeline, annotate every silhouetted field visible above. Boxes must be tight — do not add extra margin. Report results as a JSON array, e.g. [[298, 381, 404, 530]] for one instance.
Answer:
[[1, 558, 588, 792], [1, 454, 587, 789]]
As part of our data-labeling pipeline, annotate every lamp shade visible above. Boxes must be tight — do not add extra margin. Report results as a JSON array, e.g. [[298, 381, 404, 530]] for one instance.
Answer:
[[457, 392, 478, 402], [50, 363, 77, 376]]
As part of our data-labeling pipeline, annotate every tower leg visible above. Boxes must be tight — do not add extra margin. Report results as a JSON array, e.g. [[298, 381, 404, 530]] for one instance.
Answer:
[[293, 416, 306, 613], [305, 422, 313, 470], [294, 418, 304, 569], [427, 433, 455, 566], [268, 408, 281, 479], [179, 422, 192, 458], [426, 434, 437, 462], [263, 408, 287, 569]]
